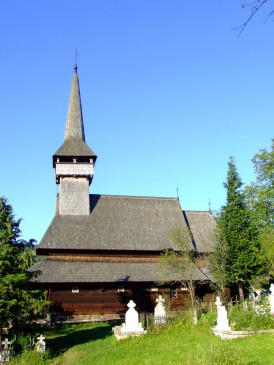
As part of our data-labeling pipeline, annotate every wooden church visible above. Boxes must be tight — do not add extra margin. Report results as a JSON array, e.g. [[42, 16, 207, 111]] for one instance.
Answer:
[[31, 66, 216, 322]]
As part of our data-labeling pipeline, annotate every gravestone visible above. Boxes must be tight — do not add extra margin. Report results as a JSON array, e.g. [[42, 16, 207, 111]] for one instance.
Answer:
[[154, 295, 166, 324], [112, 300, 146, 339], [0, 338, 10, 363], [214, 296, 231, 331], [36, 334, 46, 353], [121, 300, 144, 332], [270, 283, 274, 315]]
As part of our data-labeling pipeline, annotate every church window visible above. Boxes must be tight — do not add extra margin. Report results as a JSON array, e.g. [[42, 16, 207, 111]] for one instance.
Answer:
[[72, 285, 79, 293], [118, 283, 125, 292], [170, 288, 177, 299]]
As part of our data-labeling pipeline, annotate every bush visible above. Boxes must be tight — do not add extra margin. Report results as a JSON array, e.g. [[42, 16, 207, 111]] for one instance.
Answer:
[[228, 303, 274, 331], [9, 349, 51, 365]]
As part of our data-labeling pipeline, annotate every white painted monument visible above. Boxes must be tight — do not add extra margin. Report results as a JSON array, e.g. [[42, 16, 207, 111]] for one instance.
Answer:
[[154, 295, 166, 324], [0, 338, 10, 363], [214, 296, 231, 331], [112, 300, 146, 339], [270, 283, 274, 315], [36, 334, 46, 353], [121, 300, 144, 332]]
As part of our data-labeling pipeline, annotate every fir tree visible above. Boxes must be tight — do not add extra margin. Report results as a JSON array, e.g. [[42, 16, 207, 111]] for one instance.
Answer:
[[0, 197, 48, 341], [219, 158, 262, 300]]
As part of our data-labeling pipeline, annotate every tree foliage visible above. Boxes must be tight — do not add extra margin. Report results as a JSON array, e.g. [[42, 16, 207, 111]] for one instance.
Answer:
[[245, 139, 274, 276], [208, 224, 228, 296], [258, 227, 274, 276], [0, 197, 48, 340], [159, 227, 197, 308], [245, 139, 274, 228], [218, 158, 262, 299]]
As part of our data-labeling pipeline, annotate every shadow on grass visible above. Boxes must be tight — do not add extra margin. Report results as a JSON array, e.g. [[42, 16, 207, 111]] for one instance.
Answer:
[[46, 323, 115, 356]]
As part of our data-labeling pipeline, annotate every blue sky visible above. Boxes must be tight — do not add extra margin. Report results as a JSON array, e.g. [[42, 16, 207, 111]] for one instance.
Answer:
[[1, 1, 274, 243]]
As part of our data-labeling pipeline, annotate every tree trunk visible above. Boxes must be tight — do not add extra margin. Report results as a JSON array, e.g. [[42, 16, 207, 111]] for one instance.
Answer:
[[0, 322, 3, 345], [238, 282, 244, 300]]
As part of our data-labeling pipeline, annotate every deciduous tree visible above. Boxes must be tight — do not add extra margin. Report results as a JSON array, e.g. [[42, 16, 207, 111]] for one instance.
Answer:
[[159, 227, 198, 309], [245, 139, 274, 276], [208, 224, 228, 297], [236, 1, 274, 35]]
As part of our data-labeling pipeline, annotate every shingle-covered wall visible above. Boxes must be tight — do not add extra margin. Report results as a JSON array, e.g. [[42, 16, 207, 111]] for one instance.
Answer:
[[59, 177, 90, 215], [56, 162, 93, 176]]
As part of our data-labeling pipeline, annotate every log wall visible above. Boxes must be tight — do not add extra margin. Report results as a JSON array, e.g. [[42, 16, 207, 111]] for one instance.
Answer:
[[49, 283, 192, 320]]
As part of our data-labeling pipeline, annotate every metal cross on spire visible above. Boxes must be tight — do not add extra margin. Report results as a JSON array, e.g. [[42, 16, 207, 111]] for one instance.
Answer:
[[74, 48, 78, 71]]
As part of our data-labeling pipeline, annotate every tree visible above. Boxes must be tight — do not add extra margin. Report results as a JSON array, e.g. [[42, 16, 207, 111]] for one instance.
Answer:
[[245, 139, 274, 228], [245, 139, 274, 276], [219, 158, 262, 300], [208, 224, 228, 297], [0, 197, 48, 342], [159, 227, 198, 309], [236, 1, 274, 35], [258, 227, 274, 276]]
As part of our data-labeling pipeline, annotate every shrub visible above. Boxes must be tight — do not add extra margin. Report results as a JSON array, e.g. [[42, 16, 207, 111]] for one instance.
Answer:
[[228, 304, 274, 331]]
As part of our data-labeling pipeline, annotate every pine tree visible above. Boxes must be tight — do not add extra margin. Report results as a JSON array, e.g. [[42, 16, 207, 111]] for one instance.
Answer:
[[0, 197, 47, 341], [219, 158, 262, 300]]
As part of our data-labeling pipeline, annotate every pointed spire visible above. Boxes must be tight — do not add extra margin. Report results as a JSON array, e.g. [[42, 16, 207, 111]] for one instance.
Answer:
[[53, 66, 97, 164], [64, 64, 85, 141]]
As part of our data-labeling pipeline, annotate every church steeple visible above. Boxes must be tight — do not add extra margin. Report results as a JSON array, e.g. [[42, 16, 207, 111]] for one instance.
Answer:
[[53, 65, 97, 164], [64, 64, 85, 141], [53, 66, 97, 216]]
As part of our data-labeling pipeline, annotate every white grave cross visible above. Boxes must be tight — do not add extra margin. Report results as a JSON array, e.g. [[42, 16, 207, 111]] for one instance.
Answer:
[[154, 295, 166, 324], [122, 300, 144, 332], [270, 283, 274, 315], [1, 338, 10, 363], [214, 296, 231, 331], [2, 338, 10, 349], [36, 334, 46, 353]]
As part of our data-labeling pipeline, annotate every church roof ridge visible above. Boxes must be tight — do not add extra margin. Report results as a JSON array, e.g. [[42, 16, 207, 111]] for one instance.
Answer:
[[91, 193, 179, 201], [183, 209, 213, 214]]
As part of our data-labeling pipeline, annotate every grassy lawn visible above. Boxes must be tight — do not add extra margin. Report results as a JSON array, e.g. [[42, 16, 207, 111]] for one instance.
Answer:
[[9, 313, 274, 365]]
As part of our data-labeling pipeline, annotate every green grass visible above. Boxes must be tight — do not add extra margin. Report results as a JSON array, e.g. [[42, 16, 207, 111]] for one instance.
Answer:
[[9, 313, 274, 365]]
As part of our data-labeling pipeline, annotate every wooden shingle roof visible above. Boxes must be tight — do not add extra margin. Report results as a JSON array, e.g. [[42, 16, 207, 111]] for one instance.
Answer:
[[183, 211, 215, 253], [30, 258, 209, 283], [37, 194, 215, 254], [37, 195, 189, 253]]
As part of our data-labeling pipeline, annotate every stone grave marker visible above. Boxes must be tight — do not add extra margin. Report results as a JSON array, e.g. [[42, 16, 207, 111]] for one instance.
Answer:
[[112, 300, 146, 339], [154, 295, 166, 324], [122, 300, 144, 332], [36, 334, 46, 353], [0, 338, 10, 363], [270, 283, 274, 315], [214, 296, 231, 331]]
